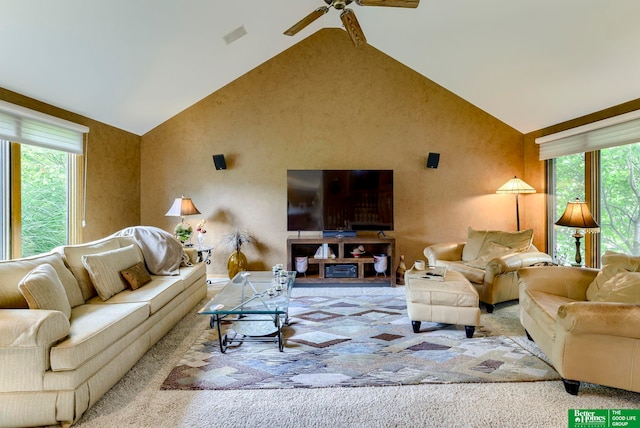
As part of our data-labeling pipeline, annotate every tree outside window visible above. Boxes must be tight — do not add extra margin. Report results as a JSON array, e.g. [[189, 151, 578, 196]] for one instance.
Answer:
[[20, 144, 68, 257]]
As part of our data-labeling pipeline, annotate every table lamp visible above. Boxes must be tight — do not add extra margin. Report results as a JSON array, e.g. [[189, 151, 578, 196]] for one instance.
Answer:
[[165, 195, 201, 244], [496, 176, 536, 231], [554, 198, 600, 266]]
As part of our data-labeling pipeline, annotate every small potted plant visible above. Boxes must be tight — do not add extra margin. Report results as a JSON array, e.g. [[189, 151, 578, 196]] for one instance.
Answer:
[[222, 228, 254, 278], [174, 222, 193, 245]]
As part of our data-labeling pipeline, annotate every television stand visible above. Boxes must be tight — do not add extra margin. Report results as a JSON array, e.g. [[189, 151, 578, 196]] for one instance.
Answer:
[[286, 235, 396, 286]]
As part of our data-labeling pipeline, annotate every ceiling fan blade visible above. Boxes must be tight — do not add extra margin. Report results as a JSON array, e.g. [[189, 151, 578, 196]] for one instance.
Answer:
[[284, 6, 330, 36], [355, 0, 420, 8], [340, 8, 367, 48]]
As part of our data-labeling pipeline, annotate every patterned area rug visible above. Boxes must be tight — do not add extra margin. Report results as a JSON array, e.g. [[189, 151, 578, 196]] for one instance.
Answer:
[[161, 294, 559, 390]]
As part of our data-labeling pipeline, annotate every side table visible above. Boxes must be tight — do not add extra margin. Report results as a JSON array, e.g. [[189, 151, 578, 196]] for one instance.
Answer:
[[196, 245, 213, 265]]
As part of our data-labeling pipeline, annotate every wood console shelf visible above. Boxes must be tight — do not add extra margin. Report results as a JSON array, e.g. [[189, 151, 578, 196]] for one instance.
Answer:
[[287, 236, 395, 286]]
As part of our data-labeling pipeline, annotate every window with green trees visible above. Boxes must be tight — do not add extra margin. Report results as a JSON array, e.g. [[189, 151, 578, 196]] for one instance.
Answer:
[[0, 140, 80, 259], [550, 142, 640, 266], [552, 153, 585, 265], [20, 144, 69, 257], [600, 143, 640, 255]]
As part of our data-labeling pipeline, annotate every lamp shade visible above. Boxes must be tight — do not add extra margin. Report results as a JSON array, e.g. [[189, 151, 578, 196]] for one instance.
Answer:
[[496, 176, 536, 194], [555, 198, 600, 231], [165, 196, 201, 217]]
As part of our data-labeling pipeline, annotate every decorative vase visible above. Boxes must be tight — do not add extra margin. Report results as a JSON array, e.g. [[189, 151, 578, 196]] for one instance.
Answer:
[[396, 254, 407, 285], [373, 254, 388, 277], [227, 250, 248, 279], [197, 232, 206, 248], [295, 256, 308, 276]]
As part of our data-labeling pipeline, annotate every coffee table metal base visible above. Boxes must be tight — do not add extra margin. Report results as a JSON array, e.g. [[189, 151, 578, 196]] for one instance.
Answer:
[[210, 313, 285, 353]]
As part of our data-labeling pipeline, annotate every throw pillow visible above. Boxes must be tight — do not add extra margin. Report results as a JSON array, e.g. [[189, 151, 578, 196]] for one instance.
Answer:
[[0, 251, 84, 309], [465, 242, 514, 269], [63, 239, 121, 300], [590, 271, 640, 303], [82, 244, 142, 301], [461, 227, 533, 262], [461, 227, 488, 262], [18, 264, 72, 319], [480, 229, 533, 255], [120, 261, 152, 290], [586, 251, 640, 300]]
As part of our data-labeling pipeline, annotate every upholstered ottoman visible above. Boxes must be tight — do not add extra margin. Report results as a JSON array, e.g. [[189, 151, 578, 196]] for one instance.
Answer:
[[405, 267, 481, 338]]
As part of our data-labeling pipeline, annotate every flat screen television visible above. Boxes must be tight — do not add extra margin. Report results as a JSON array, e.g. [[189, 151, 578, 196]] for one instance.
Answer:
[[287, 170, 394, 232]]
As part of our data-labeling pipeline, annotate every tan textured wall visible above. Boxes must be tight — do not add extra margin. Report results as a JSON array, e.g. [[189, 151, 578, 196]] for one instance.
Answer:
[[141, 29, 528, 276], [0, 88, 141, 242]]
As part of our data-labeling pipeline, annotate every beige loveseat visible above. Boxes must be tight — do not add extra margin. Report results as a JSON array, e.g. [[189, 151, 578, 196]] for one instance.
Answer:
[[0, 227, 207, 427], [519, 252, 640, 395], [424, 228, 552, 312]]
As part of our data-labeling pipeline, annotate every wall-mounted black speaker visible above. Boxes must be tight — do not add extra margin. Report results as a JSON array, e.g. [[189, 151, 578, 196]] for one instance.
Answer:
[[213, 154, 227, 170], [426, 152, 440, 169]]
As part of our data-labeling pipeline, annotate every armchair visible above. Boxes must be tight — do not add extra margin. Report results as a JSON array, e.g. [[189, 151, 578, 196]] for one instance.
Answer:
[[424, 228, 552, 312], [519, 257, 640, 394]]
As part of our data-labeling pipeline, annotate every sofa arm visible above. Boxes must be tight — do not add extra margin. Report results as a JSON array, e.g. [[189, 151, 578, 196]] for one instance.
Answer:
[[423, 242, 465, 265], [484, 251, 553, 283], [0, 309, 69, 347], [0, 309, 70, 391], [518, 266, 598, 300], [557, 302, 640, 339]]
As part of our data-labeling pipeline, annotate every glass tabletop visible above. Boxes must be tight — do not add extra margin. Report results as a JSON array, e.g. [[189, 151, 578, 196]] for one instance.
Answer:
[[199, 271, 296, 316]]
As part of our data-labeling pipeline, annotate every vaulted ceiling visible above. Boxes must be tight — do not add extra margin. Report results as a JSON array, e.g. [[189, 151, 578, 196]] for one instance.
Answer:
[[2, 0, 640, 136]]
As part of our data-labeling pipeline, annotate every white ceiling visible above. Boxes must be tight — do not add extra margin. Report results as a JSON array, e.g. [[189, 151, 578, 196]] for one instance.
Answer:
[[2, 0, 640, 136]]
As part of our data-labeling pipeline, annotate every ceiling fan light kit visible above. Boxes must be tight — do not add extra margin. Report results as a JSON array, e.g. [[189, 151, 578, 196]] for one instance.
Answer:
[[284, 0, 420, 47]]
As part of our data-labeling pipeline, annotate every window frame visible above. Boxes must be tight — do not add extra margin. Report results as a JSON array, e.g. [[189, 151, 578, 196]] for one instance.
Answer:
[[2, 140, 82, 259]]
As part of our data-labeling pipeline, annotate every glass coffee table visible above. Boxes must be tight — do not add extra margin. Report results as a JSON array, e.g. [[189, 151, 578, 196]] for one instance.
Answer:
[[198, 271, 296, 353]]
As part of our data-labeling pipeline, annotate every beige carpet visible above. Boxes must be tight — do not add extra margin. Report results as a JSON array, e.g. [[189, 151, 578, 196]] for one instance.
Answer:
[[75, 283, 640, 427]]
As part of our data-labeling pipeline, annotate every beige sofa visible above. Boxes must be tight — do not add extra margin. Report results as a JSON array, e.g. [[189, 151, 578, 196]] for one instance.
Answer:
[[424, 228, 552, 312], [519, 253, 640, 394], [0, 228, 207, 427]]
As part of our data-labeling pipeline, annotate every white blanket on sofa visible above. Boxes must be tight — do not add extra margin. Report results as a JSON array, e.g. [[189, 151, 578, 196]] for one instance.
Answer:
[[112, 226, 190, 275]]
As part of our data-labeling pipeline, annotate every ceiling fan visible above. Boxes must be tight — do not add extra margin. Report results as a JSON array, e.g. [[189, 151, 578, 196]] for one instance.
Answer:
[[284, 0, 420, 48]]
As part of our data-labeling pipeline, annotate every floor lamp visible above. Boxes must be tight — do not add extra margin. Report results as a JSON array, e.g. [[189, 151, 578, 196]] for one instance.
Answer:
[[555, 198, 600, 266], [496, 176, 536, 231]]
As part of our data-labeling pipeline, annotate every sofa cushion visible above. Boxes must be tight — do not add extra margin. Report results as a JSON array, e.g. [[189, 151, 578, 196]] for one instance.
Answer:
[[0, 252, 83, 309], [461, 228, 488, 262], [50, 301, 148, 371], [178, 263, 207, 290], [437, 260, 485, 284], [120, 262, 152, 290], [520, 289, 574, 341], [586, 251, 640, 301], [591, 271, 640, 303], [18, 264, 72, 319], [465, 241, 514, 269], [62, 239, 121, 301], [461, 227, 533, 262], [88, 276, 184, 315], [82, 245, 142, 301]]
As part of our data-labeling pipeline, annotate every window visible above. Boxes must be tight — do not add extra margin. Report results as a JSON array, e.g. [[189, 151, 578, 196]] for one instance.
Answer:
[[0, 140, 82, 258], [539, 110, 640, 266], [548, 153, 586, 266], [600, 143, 640, 255], [0, 101, 87, 260]]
